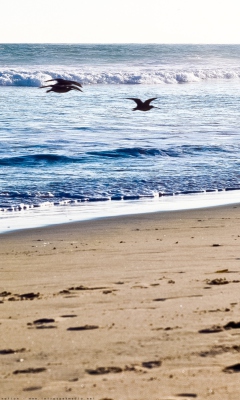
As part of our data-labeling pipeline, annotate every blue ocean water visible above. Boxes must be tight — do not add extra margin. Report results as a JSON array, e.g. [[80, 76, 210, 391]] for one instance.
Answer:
[[1, 44, 240, 229]]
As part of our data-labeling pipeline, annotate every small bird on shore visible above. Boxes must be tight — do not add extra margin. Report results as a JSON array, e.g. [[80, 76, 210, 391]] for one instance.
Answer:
[[126, 97, 159, 111], [39, 83, 82, 93]]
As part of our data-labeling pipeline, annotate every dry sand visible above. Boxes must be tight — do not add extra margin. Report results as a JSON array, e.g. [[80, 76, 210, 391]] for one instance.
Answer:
[[1, 204, 240, 399]]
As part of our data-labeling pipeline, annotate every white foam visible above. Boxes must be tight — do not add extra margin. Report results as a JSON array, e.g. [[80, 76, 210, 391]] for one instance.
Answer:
[[1, 190, 240, 234], [1, 67, 240, 86]]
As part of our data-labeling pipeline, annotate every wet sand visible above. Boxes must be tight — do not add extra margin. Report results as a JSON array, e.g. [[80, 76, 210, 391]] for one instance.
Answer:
[[1, 204, 240, 399]]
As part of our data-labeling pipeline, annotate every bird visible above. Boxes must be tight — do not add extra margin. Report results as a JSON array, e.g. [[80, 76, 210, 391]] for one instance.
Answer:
[[39, 77, 83, 94], [39, 83, 82, 93], [126, 97, 159, 111], [45, 78, 83, 89]]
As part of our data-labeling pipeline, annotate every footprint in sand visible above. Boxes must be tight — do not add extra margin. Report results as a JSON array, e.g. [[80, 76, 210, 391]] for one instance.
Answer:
[[27, 318, 56, 329], [206, 278, 229, 285], [67, 325, 99, 331], [199, 320, 240, 333], [33, 318, 55, 324], [223, 363, 240, 373], [0, 348, 26, 355], [199, 326, 223, 333], [141, 360, 161, 368], [224, 321, 240, 330], [13, 367, 46, 374], [19, 292, 40, 300], [23, 386, 43, 391], [86, 366, 122, 375], [86, 360, 162, 375]]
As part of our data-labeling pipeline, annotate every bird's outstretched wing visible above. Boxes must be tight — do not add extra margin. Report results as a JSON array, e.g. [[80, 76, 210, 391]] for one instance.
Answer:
[[126, 98, 143, 106], [144, 97, 158, 106], [39, 83, 82, 92], [46, 78, 82, 88], [39, 84, 54, 89], [69, 85, 82, 92]]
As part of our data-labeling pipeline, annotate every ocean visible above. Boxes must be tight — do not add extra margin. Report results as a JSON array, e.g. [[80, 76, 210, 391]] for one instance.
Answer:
[[1, 43, 240, 233]]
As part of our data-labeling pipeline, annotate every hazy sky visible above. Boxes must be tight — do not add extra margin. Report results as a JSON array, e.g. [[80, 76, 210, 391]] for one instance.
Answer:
[[1, 0, 240, 44]]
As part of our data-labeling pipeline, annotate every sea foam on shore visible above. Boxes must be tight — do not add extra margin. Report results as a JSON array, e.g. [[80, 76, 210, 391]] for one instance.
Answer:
[[1, 189, 240, 234]]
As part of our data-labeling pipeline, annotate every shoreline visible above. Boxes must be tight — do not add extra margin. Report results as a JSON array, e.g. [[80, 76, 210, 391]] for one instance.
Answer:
[[1, 202, 240, 398], [1, 188, 240, 234]]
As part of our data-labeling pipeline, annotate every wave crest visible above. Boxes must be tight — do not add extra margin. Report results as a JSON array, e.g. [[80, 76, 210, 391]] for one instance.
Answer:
[[0, 145, 228, 167], [1, 68, 240, 86], [0, 154, 78, 167]]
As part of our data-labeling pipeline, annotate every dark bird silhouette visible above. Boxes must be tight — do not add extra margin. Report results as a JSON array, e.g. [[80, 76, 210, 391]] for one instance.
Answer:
[[39, 83, 82, 93], [126, 97, 159, 111], [45, 78, 82, 88]]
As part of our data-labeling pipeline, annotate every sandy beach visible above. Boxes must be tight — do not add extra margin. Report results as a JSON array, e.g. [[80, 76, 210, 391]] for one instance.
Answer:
[[1, 204, 240, 399]]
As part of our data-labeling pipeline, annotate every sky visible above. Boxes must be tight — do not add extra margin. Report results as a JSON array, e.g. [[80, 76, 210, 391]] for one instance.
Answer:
[[1, 0, 240, 44]]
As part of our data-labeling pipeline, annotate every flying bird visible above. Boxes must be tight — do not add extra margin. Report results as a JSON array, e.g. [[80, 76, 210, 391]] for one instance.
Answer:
[[39, 83, 82, 93], [126, 97, 159, 111], [39, 77, 83, 94]]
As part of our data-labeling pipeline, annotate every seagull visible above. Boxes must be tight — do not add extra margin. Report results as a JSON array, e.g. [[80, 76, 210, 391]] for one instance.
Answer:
[[39, 83, 82, 93], [126, 97, 159, 111], [45, 78, 83, 88]]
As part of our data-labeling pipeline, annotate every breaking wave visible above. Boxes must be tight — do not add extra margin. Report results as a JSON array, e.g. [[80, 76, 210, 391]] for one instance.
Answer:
[[1, 67, 240, 86]]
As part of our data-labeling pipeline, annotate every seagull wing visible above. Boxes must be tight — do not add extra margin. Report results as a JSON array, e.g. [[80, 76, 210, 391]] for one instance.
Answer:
[[39, 84, 54, 88], [144, 97, 158, 106], [63, 79, 83, 88], [70, 86, 83, 92], [45, 78, 82, 88], [57, 85, 82, 92], [71, 81, 82, 88], [45, 79, 60, 83], [126, 98, 143, 106]]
